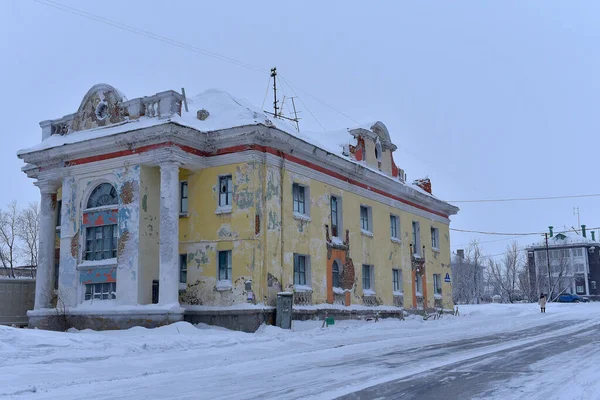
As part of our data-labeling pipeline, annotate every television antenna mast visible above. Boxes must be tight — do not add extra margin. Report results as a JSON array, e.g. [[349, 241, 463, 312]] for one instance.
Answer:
[[264, 67, 300, 132]]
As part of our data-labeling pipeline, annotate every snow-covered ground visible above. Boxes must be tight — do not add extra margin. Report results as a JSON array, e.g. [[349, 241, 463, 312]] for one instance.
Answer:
[[2, 303, 599, 399]]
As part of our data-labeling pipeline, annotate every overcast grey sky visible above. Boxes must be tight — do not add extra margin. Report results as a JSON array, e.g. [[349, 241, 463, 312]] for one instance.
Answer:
[[2, 1, 599, 258]]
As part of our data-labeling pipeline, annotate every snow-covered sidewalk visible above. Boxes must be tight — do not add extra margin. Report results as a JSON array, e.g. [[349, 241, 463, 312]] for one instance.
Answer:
[[2, 303, 599, 399]]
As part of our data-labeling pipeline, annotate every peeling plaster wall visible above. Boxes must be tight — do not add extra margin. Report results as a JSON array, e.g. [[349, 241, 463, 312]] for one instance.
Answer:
[[180, 163, 263, 307], [138, 166, 160, 304], [273, 164, 453, 309], [57, 166, 142, 307]]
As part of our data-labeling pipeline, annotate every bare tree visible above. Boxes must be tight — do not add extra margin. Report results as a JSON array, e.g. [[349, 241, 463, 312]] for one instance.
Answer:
[[0, 202, 20, 278], [487, 242, 523, 303], [452, 240, 485, 304], [548, 249, 574, 302], [17, 202, 39, 278]]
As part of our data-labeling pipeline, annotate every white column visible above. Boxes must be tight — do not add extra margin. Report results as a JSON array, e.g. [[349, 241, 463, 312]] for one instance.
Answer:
[[159, 162, 181, 305], [34, 181, 58, 310]]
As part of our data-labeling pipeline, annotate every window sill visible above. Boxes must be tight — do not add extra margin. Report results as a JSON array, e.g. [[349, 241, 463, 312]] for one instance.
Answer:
[[432, 247, 441, 253], [361, 229, 374, 238], [363, 289, 376, 296], [179, 282, 187, 291], [434, 293, 442, 299], [179, 213, 189, 218], [215, 206, 232, 215], [415, 292, 423, 298], [77, 259, 118, 269], [393, 291, 404, 296], [293, 212, 311, 222], [216, 280, 232, 291], [391, 237, 402, 244]]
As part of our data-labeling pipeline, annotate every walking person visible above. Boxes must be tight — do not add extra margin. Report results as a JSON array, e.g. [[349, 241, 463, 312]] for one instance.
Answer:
[[539, 293, 547, 313]]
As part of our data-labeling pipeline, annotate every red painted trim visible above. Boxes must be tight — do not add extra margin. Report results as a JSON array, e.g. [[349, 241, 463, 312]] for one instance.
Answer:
[[67, 142, 449, 218]]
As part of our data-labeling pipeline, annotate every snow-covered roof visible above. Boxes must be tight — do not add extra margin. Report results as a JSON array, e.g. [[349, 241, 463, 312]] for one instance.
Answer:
[[17, 86, 447, 203], [529, 231, 599, 248]]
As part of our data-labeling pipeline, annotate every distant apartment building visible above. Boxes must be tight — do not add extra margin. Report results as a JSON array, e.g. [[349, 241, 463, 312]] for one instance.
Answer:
[[526, 226, 600, 301]]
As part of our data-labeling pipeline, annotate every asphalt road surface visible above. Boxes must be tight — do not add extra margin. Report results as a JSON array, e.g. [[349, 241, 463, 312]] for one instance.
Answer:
[[338, 320, 600, 400]]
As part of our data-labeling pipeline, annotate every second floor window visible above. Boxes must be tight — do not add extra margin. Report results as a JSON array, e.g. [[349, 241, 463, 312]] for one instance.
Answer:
[[219, 176, 232, 207], [431, 227, 439, 249], [412, 221, 421, 255], [85, 225, 117, 261], [360, 206, 370, 232], [331, 196, 339, 237], [180, 182, 188, 214], [390, 215, 399, 239], [293, 184, 306, 215]]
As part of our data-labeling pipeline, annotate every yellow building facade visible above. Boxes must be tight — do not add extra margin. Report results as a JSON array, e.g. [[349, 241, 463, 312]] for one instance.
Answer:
[[19, 84, 458, 330]]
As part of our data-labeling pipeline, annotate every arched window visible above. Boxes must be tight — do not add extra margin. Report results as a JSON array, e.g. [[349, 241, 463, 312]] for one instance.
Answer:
[[84, 183, 118, 262], [332, 260, 341, 288], [87, 183, 118, 209]]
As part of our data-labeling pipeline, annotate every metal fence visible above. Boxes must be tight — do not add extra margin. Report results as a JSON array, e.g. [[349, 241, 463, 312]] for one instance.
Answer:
[[0, 278, 35, 326]]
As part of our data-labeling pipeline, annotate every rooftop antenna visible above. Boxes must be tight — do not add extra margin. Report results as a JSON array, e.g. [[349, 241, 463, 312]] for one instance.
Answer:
[[264, 67, 301, 131], [573, 206, 580, 229]]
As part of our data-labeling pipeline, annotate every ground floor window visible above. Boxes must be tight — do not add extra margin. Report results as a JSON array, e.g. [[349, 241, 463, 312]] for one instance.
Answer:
[[85, 282, 116, 300], [415, 273, 423, 294], [332, 260, 341, 288], [218, 250, 232, 281], [179, 254, 188, 284]]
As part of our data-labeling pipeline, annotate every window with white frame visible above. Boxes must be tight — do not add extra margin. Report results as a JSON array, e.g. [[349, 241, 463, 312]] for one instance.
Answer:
[[179, 254, 188, 284], [85, 282, 116, 301], [218, 175, 233, 207], [85, 225, 118, 261], [292, 183, 309, 217], [415, 273, 423, 295], [592, 281, 597, 290], [573, 248, 583, 257], [332, 260, 341, 288], [393, 269, 402, 292], [362, 264, 374, 291], [431, 227, 439, 250], [330, 195, 342, 237], [180, 181, 188, 215], [218, 250, 232, 281], [433, 273, 442, 294], [576, 284, 585, 294], [360, 205, 372, 233], [294, 254, 310, 286], [412, 221, 421, 255], [575, 263, 585, 273], [390, 215, 399, 240]]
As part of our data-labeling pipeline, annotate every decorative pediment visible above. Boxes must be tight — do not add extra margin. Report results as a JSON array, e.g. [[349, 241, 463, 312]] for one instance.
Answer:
[[71, 84, 127, 132]]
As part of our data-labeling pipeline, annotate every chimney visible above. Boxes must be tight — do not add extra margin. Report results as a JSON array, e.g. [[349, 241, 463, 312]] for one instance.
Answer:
[[582, 224, 587, 238], [457, 249, 464, 260], [413, 177, 432, 194], [592, 231, 596, 241], [549, 226, 553, 238]]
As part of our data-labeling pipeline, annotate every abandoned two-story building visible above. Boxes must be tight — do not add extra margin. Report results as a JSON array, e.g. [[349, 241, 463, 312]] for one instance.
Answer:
[[17, 83, 458, 330]]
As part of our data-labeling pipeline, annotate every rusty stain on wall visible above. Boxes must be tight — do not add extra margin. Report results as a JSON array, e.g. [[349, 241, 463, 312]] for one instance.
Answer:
[[120, 180, 137, 205], [70, 232, 79, 258], [117, 230, 130, 258]]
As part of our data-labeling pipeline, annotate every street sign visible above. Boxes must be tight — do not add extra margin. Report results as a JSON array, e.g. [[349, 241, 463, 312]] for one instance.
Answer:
[[444, 273, 451, 283]]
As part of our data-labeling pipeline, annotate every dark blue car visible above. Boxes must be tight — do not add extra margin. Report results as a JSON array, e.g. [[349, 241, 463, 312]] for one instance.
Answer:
[[557, 293, 589, 303]]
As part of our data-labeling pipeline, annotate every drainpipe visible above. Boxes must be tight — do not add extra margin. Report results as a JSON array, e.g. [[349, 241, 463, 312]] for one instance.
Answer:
[[582, 225, 587, 238], [279, 151, 285, 293]]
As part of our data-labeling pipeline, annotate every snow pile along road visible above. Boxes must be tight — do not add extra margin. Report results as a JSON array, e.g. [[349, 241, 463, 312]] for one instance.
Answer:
[[1, 303, 599, 399]]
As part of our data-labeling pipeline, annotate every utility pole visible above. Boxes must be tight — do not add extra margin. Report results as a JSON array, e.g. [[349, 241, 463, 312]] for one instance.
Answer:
[[545, 233, 552, 300]]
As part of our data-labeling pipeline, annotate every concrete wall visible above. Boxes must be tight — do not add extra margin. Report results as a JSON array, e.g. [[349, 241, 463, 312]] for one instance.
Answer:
[[0, 279, 35, 326]]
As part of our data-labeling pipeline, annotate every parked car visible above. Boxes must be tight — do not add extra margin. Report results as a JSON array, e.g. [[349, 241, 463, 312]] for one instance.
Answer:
[[557, 293, 589, 303]]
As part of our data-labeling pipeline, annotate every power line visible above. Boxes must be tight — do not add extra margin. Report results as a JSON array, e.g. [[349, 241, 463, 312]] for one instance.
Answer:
[[278, 76, 326, 132], [447, 193, 600, 204], [450, 228, 543, 236], [33, 0, 269, 74]]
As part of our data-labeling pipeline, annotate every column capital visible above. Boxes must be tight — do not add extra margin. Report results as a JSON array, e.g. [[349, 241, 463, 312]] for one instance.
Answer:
[[159, 160, 183, 170], [34, 180, 60, 194]]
